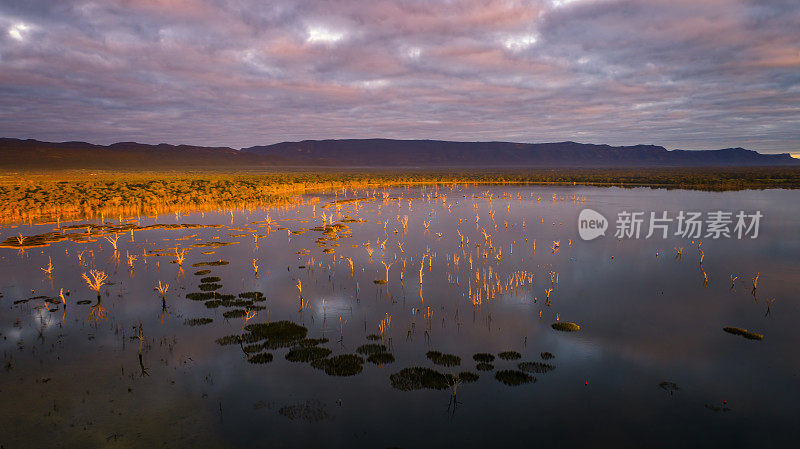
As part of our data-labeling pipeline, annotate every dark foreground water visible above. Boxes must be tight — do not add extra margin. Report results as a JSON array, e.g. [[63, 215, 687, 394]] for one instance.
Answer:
[[1, 185, 798, 448]]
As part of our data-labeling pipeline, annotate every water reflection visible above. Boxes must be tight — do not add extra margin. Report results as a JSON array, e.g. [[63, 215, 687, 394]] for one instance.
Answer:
[[0, 185, 799, 448]]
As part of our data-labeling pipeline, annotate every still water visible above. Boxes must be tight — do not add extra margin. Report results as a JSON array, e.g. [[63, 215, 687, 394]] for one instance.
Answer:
[[1, 185, 798, 448]]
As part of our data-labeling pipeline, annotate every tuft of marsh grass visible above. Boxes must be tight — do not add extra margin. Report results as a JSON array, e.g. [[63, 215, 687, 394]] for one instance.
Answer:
[[473, 353, 495, 363], [495, 370, 536, 386], [183, 318, 213, 326], [247, 353, 274, 364], [285, 346, 332, 362], [551, 322, 580, 332], [310, 354, 364, 376], [498, 351, 522, 360], [723, 326, 764, 340], [518, 362, 555, 374], [367, 352, 395, 365], [426, 350, 461, 367], [389, 367, 456, 391], [356, 343, 388, 356], [457, 372, 479, 383]]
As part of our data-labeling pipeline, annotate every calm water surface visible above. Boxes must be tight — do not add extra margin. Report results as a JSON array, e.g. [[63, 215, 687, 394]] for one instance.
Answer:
[[1, 185, 798, 448]]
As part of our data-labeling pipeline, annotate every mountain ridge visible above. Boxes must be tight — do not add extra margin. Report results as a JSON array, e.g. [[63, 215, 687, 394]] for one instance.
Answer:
[[1, 137, 796, 169]]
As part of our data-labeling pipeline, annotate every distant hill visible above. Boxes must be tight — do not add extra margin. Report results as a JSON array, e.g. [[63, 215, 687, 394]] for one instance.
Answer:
[[243, 139, 798, 167], [1, 137, 796, 169], [0, 138, 278, 169]]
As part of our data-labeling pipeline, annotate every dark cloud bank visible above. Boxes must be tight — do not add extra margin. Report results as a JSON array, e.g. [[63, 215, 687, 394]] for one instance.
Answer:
[[0, 0, 798, 153]]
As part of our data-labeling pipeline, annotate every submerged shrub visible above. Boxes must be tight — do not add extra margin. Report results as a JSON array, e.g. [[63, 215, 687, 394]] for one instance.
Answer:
[[299, 337, 329, 347], [183, 317, 213, 326], [199, 283, 223, 292], [723, 326, 764, 340], [473, 353, 495, 363], [367, 352, 395, 365], [551, 322, 580, 332], [310, 354, 364, 376], [285, 346, 332, 362], [356, 343, 387, 356], [498, 351, 522, 360], [245, 320, 307, 345], [239, 291, 265, 300], [458, 371, 479, 383], [659, 381, 680, 393], [223, 309, 247, 319], [426, 350, 461, 367], [495, 370, 536, 386], [518, 362, 555, 374], [186, 292, 216, 301], [247, 352, 273, 364], [389, 367, 455, 391], [215, 335, 241, 346], [476, 363, 494, 371]]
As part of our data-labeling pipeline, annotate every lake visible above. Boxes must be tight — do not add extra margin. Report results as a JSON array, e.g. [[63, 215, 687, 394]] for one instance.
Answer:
[[1, 184, 798, 448]]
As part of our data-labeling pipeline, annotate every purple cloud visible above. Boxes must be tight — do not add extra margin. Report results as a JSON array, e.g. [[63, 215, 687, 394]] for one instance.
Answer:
[[0, 0, 798, 152]]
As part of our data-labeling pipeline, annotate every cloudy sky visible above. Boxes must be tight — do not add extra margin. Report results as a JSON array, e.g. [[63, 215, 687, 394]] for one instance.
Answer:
[[0, 0, 798, 152]]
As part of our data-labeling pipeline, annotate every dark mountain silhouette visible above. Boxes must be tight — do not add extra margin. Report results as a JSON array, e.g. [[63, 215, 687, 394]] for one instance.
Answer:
[[1, 137, 796, 169], [243, 139, 797, 167], [0, 138, 279, 168]]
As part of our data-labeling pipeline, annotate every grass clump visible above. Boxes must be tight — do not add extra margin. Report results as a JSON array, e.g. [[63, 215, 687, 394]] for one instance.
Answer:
[[356, 343, 387, 356], [495, 370, 536, 386], [389, 367, 456, 391], [367, 352, 395, 365], [299, 337, 329, 347], [458, 372, 479, 383], [366, 334, 382, 341], [242, 342, 269, 353], [518, 362, 555, 374], [473, 353, 495, 363], [194, 270, 211, 275], [239, 291, 265, 300], [498, 351, 521, 360], [551, 322, 580, 332], [659, 381, 680, 393], [285, 346, 332, 362], [426, 350, 461, 367], [247, 353, 273, 364], [183, 318, 213, 326], [215, 335, 241, 346], [223, 309, 247, 319], [191, 260, 230, 267], [723, 326, 764, 340], [476, 363, 494, 371], [540, 352, 555, 360], [245, 321, 308, 342], [310, 354, 364, 376], [200, 276, 221, 283], [199, 283, 223, 291], [186, 292, 216, 301]]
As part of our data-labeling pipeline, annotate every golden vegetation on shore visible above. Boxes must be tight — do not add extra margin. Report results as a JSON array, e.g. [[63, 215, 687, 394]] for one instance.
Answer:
[[1, 167, 799, 224]]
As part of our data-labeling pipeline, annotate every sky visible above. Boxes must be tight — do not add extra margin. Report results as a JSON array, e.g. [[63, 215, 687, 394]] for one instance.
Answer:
[[0, 0, 798, 153]]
